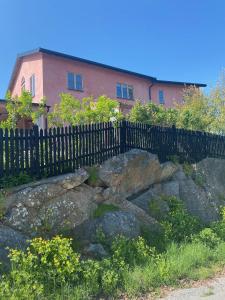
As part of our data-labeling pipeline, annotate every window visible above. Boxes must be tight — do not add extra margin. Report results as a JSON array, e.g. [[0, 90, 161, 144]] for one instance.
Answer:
[[21, 77, 25, 92], [116, 83, 133, 100], [149, 86, 152, 101], [158, 90, 165, 104], [30, 74, 35, 97], [67, 72, 83, 91]]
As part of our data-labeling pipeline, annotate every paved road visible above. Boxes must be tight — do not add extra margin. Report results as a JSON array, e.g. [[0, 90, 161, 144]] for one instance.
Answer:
[[160, 276, 225, 300]]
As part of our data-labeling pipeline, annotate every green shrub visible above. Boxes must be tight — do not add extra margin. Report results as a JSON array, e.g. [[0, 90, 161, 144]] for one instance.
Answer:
[[93, 203, 119, 218], [182, 162, 194, 177], [140, 225, 166, 252], [148, 198, 164, 220], [87, 166, 99, 186], [9, 236, 80, 288], [160, 196, 201, 243], [111, 236, 156, 267], [0, 173, 34, 189], [192, 228, 221, 248]]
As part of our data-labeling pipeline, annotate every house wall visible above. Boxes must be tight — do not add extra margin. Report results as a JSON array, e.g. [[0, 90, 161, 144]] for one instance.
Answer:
[[42, 54, 185, 111], [151, 83, 184, 107], [10, 53, 44, 104], [9, 52, 189, 125]]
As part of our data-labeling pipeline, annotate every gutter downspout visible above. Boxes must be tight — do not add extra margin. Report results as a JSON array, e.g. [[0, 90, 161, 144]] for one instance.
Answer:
[[149, 82, 154, 101]]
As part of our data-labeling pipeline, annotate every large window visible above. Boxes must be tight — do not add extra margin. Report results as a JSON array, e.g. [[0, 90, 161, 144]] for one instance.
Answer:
[[67, 72, 83, 91], [158, 90, 165, 104], [116, 83, 133, 100], [30, 74, 35, 97]]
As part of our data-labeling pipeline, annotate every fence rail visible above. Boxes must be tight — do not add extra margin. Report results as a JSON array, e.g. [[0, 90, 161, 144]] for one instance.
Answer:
[[0, 121, 225, 178]]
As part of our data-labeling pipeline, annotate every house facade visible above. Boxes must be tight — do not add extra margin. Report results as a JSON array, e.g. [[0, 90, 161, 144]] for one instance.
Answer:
[[8, 48, 206, 128]]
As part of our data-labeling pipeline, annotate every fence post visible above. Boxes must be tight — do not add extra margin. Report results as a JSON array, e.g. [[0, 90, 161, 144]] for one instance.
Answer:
[[120, 120, 127, 154], [172, 125, 177, 156], [33, 125, 40, 178]]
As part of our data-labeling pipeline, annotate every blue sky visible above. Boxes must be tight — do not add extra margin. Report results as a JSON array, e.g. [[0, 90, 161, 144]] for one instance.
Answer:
[[0, 0, 224, 98]]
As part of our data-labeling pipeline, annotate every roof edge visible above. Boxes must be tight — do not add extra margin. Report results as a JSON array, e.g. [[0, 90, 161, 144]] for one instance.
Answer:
[[8, 47, 207, 93], [156, 79, 206, 87]]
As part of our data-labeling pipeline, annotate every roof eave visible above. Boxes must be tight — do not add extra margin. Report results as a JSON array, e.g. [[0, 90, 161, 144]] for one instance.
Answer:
[[156, 79, 206, 87]]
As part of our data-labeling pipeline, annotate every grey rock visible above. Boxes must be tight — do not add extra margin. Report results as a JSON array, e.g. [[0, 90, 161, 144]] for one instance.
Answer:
[[179, 177, 219, 223], [156, 161, 179, 183], [83, 243, 108, 259], [131, 184, 163, 213], [195, 158, 225, 201], [131, 185, 169, 220], [0, 225, 28, 270], [5, 169, 89, 211], [5, 184, 97, 235], [99, 149, 162, 197], [161, 180, 180, 198], [59, 169, 89, 189], [74, 211, 141, 243]]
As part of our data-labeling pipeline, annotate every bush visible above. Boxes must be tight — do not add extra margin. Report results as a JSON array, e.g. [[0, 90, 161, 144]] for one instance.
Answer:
[[160, 196, 201, 243], [111, 236, 156, 267], [2, 221, 225, 298], [0, 173, 34, 189], [192, 228, 221, 248]]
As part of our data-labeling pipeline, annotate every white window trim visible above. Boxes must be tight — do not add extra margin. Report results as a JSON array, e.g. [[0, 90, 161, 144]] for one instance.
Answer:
[[67, 72, 83, 91], [116, 82, 134, 100], [30, 74, 35, 97]]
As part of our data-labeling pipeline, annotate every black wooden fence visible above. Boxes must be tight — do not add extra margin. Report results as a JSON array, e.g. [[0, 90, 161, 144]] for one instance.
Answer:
[[0, 121, 225, 178]]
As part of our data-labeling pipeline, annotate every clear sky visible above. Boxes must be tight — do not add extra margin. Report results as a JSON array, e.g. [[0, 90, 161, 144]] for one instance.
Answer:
[[0, 0, 224, 98]]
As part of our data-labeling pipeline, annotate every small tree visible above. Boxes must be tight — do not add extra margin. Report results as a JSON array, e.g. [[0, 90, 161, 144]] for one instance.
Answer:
[[175, 86, 214, 132], [0, 91, 46, 129], [128, 101, 178, 127], [48, 94, 123, 127]]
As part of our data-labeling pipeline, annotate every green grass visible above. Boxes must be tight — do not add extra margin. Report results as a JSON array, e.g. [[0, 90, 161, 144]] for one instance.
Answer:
[[93, 203, 119, 218], [122, 241, 225, 298], [2, 197, 225, 299], [86, 166, 99, 186]]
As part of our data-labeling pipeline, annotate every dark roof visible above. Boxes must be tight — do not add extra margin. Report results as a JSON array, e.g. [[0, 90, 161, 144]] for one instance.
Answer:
[[156, 80, 206, 87], [8, 47, 207, 91]]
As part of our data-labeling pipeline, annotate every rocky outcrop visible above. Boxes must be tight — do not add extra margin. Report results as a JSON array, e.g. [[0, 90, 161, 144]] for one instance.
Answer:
[[0, 225, 28, 270], [1, 149, 225, 264], [131, 159, 225, 224], [73, 211, 141, 245], [3, 169, 98, 236], [98, 149, 177, 198]]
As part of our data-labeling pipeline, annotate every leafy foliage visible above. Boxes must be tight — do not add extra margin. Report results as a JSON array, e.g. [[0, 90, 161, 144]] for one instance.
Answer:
[[129, 101, 178, 127], [128, 71, 225, 134], [48, 94, 123, 127], [192, 228, 221, 248], [159, 196, 202, 243], [0, 91, 46, 129]]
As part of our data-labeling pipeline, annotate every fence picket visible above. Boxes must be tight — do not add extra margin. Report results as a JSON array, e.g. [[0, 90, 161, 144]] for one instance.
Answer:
[[0, 123, 224, 179]]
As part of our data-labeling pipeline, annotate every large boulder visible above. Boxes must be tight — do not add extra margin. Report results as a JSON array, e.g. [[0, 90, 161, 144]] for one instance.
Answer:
[[131, 185, 170, 219], [74, 211, 141, 244], [98, 149, 162, 197], [0, 225, 28, 270], [5, 184, 97, 236], [171, 166, 221, 223], [5, 169, 89, 210], [195, 158, 225, 201]]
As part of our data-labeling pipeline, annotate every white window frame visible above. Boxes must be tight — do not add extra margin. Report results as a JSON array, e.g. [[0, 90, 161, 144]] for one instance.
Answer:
[[116, 82, 134, 100], [30, 74, 35, 97], [67, 72, 83, 91], [21, 77, 25, 92]]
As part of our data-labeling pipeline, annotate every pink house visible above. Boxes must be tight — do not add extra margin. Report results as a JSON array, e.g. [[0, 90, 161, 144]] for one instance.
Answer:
[[7, 48, 206, 128]]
